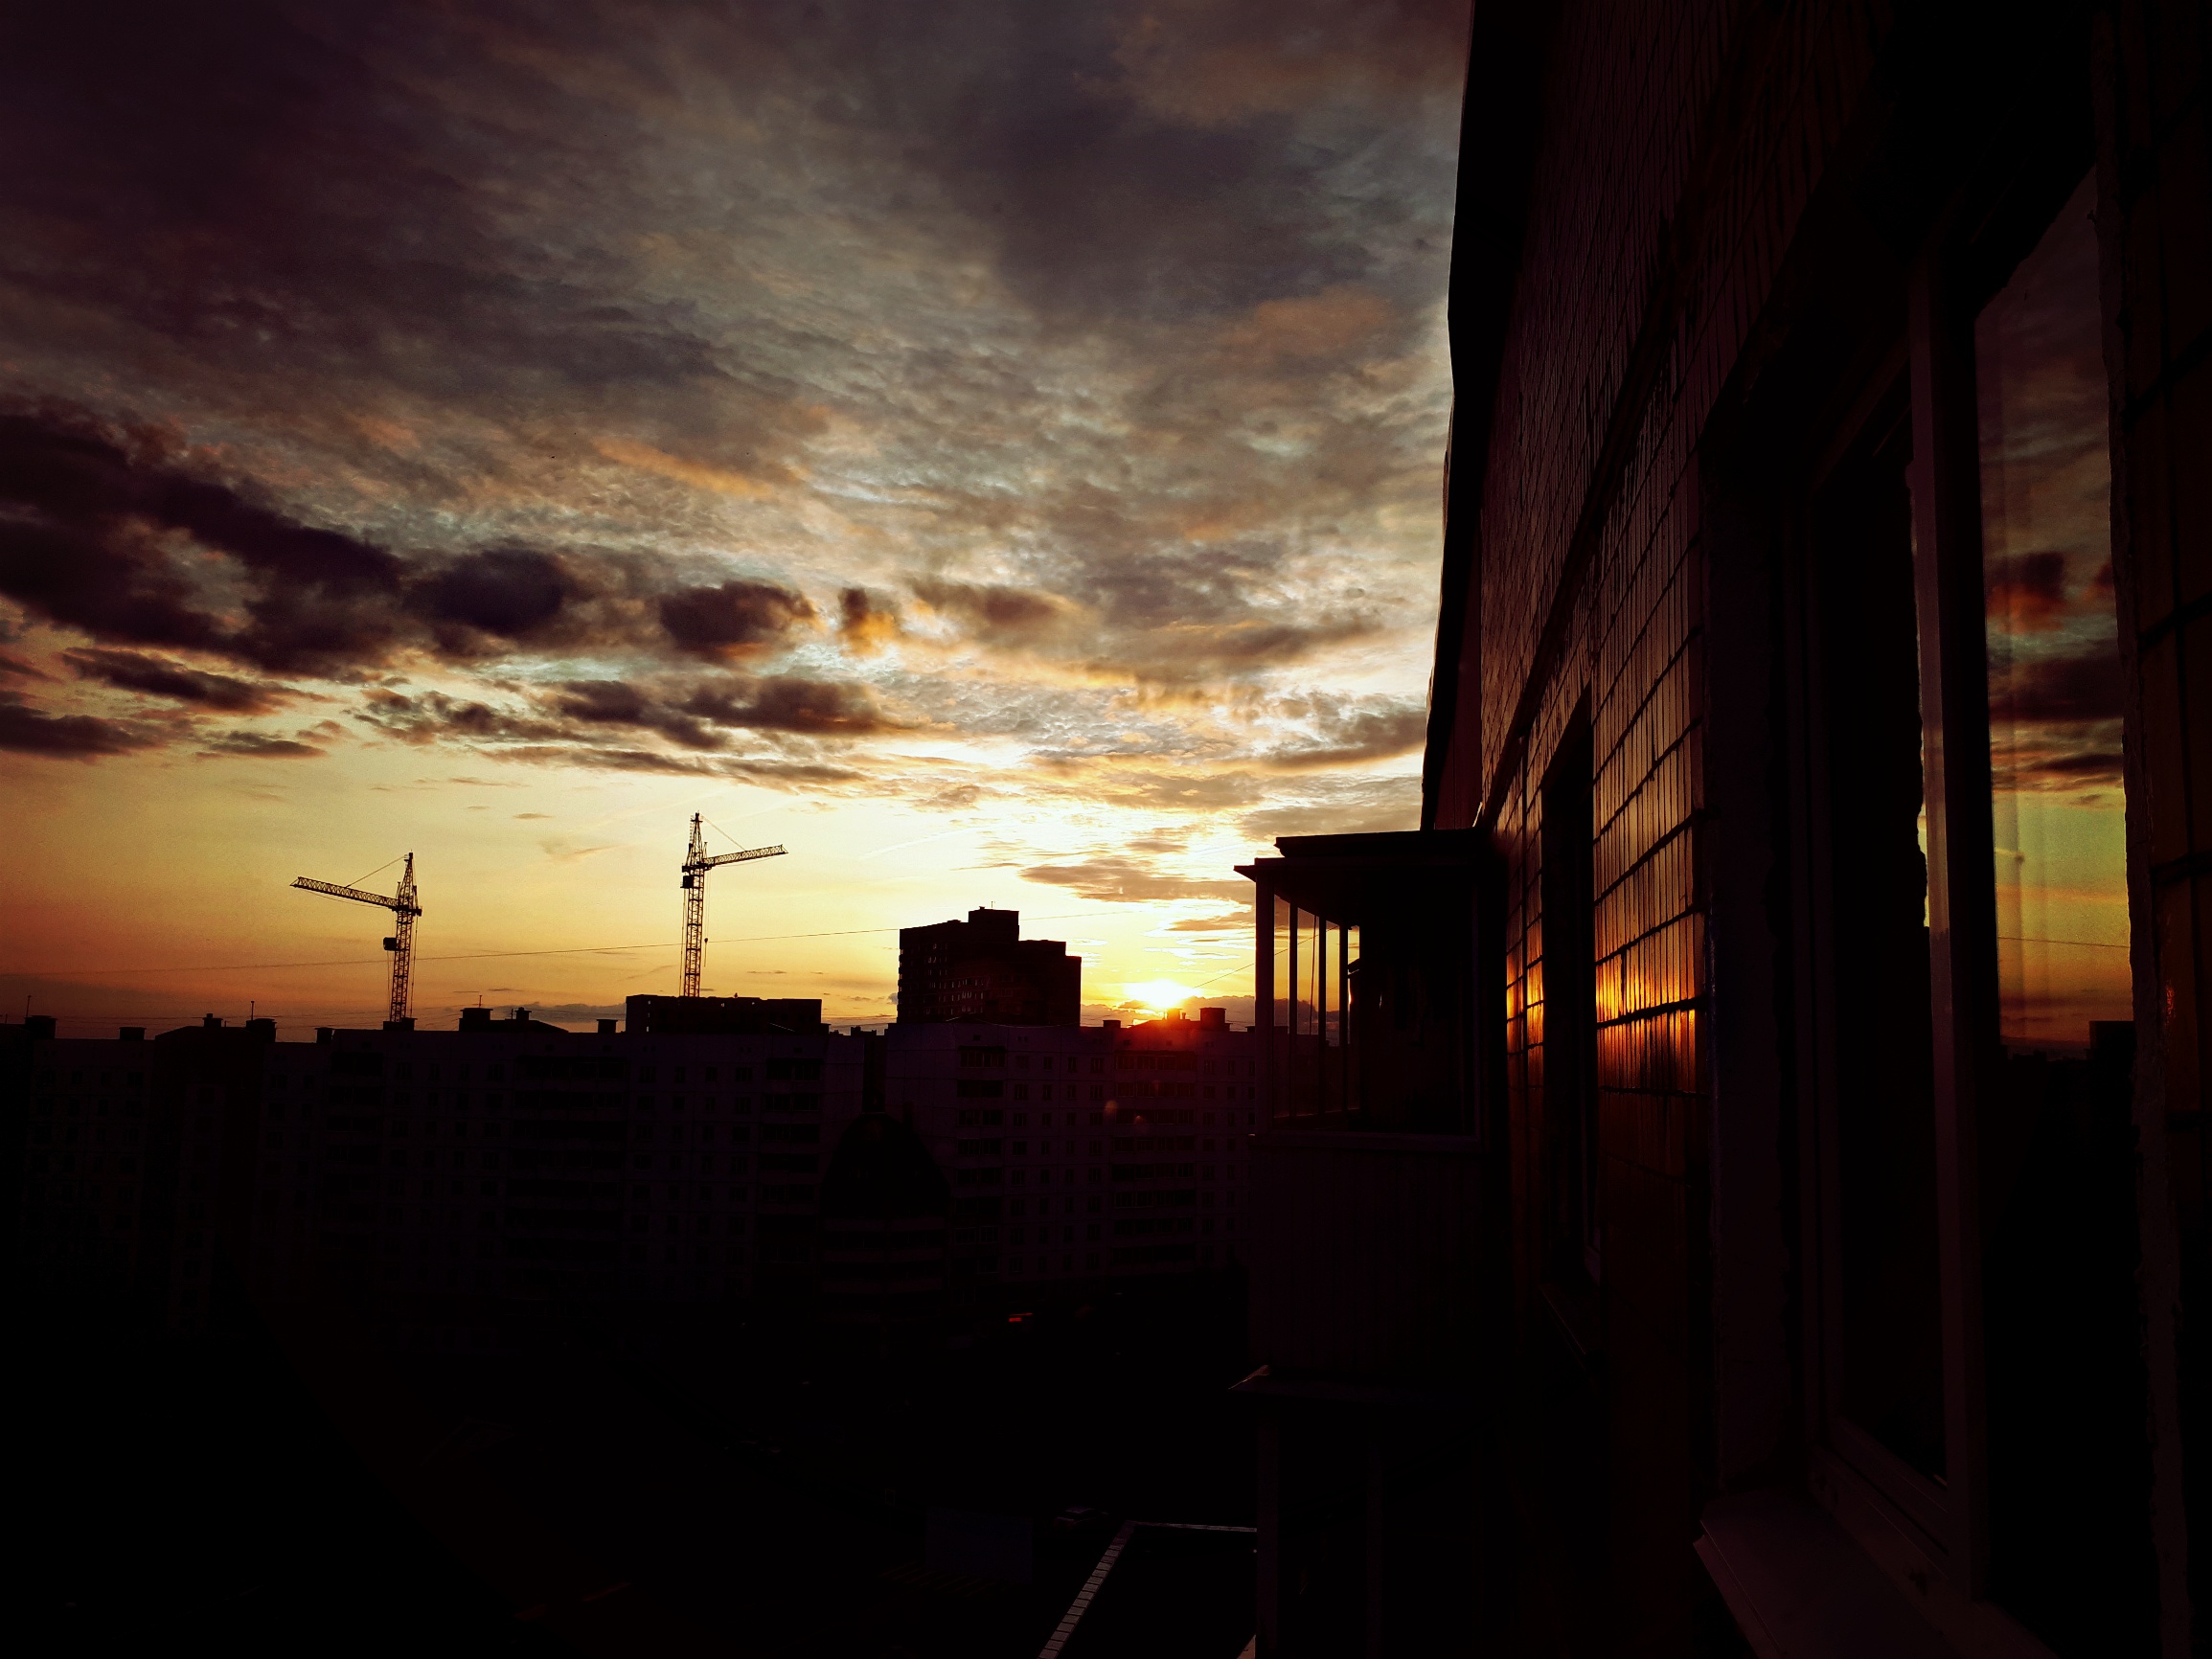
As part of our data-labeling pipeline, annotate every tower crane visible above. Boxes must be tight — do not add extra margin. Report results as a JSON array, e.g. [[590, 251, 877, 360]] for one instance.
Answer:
[[680, 815, 786, 997], [293, 853, 422, 1025]]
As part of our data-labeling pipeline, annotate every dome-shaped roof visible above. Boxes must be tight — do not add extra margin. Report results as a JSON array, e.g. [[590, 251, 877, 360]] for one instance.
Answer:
[[820, 1111, 950, 1219]]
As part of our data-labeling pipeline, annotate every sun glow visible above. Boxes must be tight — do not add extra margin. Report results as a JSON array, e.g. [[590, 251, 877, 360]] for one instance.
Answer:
[[1121, 978, 1200, 1014]]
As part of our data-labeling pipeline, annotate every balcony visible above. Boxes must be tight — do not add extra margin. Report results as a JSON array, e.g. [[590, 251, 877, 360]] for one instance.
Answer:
[[1234, 830, 1500, 1657]]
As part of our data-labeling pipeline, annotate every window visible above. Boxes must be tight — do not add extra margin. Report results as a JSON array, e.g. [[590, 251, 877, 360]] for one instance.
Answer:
[[1788, 162, 2155, 1647]]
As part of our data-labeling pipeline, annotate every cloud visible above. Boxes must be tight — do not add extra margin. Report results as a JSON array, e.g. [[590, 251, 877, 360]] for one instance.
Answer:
[[1260, 694, 1427, 769], [683, 676, 905, 738], [1986, 553, 2070, 631], [1237, 776, 1420, 841], [657, 580, 817, 660], [539, 836, 617, 863], [0, 0, 1457, 810], [195, 730, 326, 759], [552, 679, 724, 750], [1166, 910, 1256, 932], [839, 586, 901, 654], [408, 548, 584, 653], [354, 688, 569, 746], [1991, 649, 2123, 726], [1019, 854, 1249, 906], [0, 692, 159, 757], [911, 578, 1075, 647], [64, 647, 291, 712], [1106, 0, 1468, 129]]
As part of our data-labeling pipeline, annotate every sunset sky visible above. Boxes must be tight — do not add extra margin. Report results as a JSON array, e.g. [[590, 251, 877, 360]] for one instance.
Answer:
[[0, 0, 1469, 1034]]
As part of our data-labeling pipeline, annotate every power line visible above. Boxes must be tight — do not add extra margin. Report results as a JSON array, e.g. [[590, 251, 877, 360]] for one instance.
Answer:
[[5, 911, 1115, 979]]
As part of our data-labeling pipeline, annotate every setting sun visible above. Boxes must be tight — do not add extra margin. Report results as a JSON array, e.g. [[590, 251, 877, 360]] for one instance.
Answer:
[[1120, 978, 1200, 1014]]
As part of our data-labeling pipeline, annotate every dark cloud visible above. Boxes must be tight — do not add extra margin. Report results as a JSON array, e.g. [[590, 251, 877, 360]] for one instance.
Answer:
[[553, 679, 724, 750], [64, 647, 290, 712], [658, 580, 817, 660], [0, 1, 1455, 795], [1991, 649, 2124, 726], [0, 408, 399, 671], [0, 692, 157, 757], [195, 730, 326, 759], [353, 688, 569, 747], [912, 578, 1069, 645], [410, 548, 582, 652], [355, 671, 901, 761], [0, 410, 825, 750], [839, 586, 901, 654], [684, 676, 904, 738], [1261, 695, 1426, 769], [1986, 552, 2070, 629]]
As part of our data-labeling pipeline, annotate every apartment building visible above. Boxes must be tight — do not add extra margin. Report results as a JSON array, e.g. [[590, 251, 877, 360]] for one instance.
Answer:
[[895, 907, 1082, 1027], [886, 1010, 1256, 1294], [11, 1008, 864, 1349], [1240, 3, 2210, 1655]]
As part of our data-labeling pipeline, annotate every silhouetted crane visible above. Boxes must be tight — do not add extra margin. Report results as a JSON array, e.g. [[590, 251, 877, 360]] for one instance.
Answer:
[[293, 853, 422, 1025], [681, 815, 785, 997]]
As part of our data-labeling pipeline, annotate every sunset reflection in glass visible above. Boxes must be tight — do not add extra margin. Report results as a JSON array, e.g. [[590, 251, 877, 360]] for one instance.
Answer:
[[1976, 177, 2130, 1057]]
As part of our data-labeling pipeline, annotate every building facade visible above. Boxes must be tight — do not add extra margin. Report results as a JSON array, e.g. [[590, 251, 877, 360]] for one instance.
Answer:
[[885, 1011, 1256, 1294], [1242, 3, 2209, 1656], [895, 908, 1082, 1026], [12, 1010, 864, 1348]]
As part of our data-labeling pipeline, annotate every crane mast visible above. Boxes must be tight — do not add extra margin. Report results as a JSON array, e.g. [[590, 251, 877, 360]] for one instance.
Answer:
[[678, 814, 786, 996], [681, 816, 709, 997], [387, 853, 419, 1023], [292, 852, 422, 1025]]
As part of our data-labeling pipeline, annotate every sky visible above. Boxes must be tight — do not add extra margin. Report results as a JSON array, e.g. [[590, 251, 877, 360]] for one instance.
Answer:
[[0, 0, 1469, 1034]]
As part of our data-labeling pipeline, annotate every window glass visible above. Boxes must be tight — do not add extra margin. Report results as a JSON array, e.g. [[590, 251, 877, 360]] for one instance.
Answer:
[[1973, 175, 2155, 1653], [1976, 175, 2129, 1055]]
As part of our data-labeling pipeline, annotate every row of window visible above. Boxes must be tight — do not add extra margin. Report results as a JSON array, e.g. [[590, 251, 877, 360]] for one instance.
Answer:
[[956, 1047, 1105, 1072]]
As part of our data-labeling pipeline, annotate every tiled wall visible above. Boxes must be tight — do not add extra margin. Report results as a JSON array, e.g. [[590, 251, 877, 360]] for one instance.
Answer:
[[1433, 0, 1896, 1642]]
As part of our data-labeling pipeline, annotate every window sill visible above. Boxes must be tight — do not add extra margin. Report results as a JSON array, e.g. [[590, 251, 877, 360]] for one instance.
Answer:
[[1700, 1490, 1956, 1657], [1698, 1486, 2055, 1659]]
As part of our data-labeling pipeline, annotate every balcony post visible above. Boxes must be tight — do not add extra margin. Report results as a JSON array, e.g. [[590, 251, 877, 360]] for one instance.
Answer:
[[1255, 880, 1275, 1123]]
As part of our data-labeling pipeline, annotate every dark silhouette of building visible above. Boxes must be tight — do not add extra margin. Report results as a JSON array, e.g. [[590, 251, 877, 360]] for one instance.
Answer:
[[622, 993, 823, 1035], [896, 908, 1080, 1026], [883, 1013, 1255, 1296], [1239, 6, 2207, 1657], [816, 1109, 949, 1349], [11, 1012, 863, 1347]]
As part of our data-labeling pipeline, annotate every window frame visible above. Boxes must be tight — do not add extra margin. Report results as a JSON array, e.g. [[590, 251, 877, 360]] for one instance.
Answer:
[[1787, 160, 2117, 1602]]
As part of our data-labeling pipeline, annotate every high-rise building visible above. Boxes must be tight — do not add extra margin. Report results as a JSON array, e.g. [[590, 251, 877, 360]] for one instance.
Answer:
[[895, 908, 1080, 1026], [884, 1011, 1253, 1293]]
